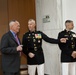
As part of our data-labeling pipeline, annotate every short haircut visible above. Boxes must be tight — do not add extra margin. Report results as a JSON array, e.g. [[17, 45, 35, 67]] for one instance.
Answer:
[[28, 19, 35, 24], [65, 20, 73, 25], [9, 20, 17, 26]]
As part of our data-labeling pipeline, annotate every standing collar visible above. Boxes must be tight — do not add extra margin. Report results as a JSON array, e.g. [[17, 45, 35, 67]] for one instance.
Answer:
[[64, 29, 71, 32]]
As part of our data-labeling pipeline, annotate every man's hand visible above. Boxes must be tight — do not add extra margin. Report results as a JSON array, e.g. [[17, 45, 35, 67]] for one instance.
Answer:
[[60, 38, 67, 43], [71, 51, 76, 58], [28, 52, 35, 58], [17, 45, 23, 51]]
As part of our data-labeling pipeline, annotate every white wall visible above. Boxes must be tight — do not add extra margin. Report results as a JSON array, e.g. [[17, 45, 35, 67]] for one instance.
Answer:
[[35, 0, 76, 75], [62, 0, 76, 31], [35, 0, 62, 75]]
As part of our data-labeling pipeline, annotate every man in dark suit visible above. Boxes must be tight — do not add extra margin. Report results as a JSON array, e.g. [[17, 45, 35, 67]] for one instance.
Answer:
[[58, 20, 76, 75], [1, 20, 22, 75], [22, 19, 66, 75]]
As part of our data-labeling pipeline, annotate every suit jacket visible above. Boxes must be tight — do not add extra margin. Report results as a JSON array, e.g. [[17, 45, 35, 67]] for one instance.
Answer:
[[22, 31, 59, 65], [1, 31, 20, 72], [58, 29, 76, 62]]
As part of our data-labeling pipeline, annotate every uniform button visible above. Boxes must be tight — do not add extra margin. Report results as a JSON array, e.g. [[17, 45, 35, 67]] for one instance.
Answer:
[[35, 49, 37, 51], [71, 42, 73, 44], [71, 38, 73, 40], [72, 45, 74, 48], [28, 40, 30, 41], [32, 33, 34, 35], [34, 47, 37, 51], [34, 44, 36, 46], [33, 37, 35, 38], [33, 39, 36, 42], [29, 34, 31, 36]]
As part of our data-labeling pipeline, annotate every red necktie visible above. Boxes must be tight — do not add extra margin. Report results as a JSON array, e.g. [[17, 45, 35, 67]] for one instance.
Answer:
[[15, 35, 21, 56], [15, 35, 20, 45]]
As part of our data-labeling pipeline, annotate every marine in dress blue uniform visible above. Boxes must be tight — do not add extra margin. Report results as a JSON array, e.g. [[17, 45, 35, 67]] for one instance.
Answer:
[[58, 20, 76, 75], [22, 19, 60, 75]]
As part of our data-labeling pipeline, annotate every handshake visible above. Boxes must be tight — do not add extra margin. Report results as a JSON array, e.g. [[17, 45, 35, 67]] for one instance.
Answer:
[[71, 51, 76, 58]]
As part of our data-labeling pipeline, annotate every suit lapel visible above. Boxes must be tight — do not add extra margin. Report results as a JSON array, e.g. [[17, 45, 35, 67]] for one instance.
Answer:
[[8, 31, 19, 45]]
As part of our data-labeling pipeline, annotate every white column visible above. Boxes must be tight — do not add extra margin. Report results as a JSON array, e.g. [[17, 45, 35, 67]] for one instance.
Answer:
[[35, 0, 62, 75]]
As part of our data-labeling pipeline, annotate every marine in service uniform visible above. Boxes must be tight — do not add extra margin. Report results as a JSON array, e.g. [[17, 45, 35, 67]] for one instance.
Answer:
[[58, 20, 76, 75], [22, 19, 66, 75]]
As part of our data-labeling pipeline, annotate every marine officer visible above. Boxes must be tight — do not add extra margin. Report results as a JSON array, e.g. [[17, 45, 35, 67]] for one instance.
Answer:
[[58, 20, 76, 75], [22, 19, 66, 75]]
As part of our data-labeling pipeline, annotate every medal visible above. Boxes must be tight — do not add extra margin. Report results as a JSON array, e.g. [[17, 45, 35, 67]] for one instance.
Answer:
[[35, 34, 42, 38], [38, 40, 40, 43], [64, 35, 68, 37]]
